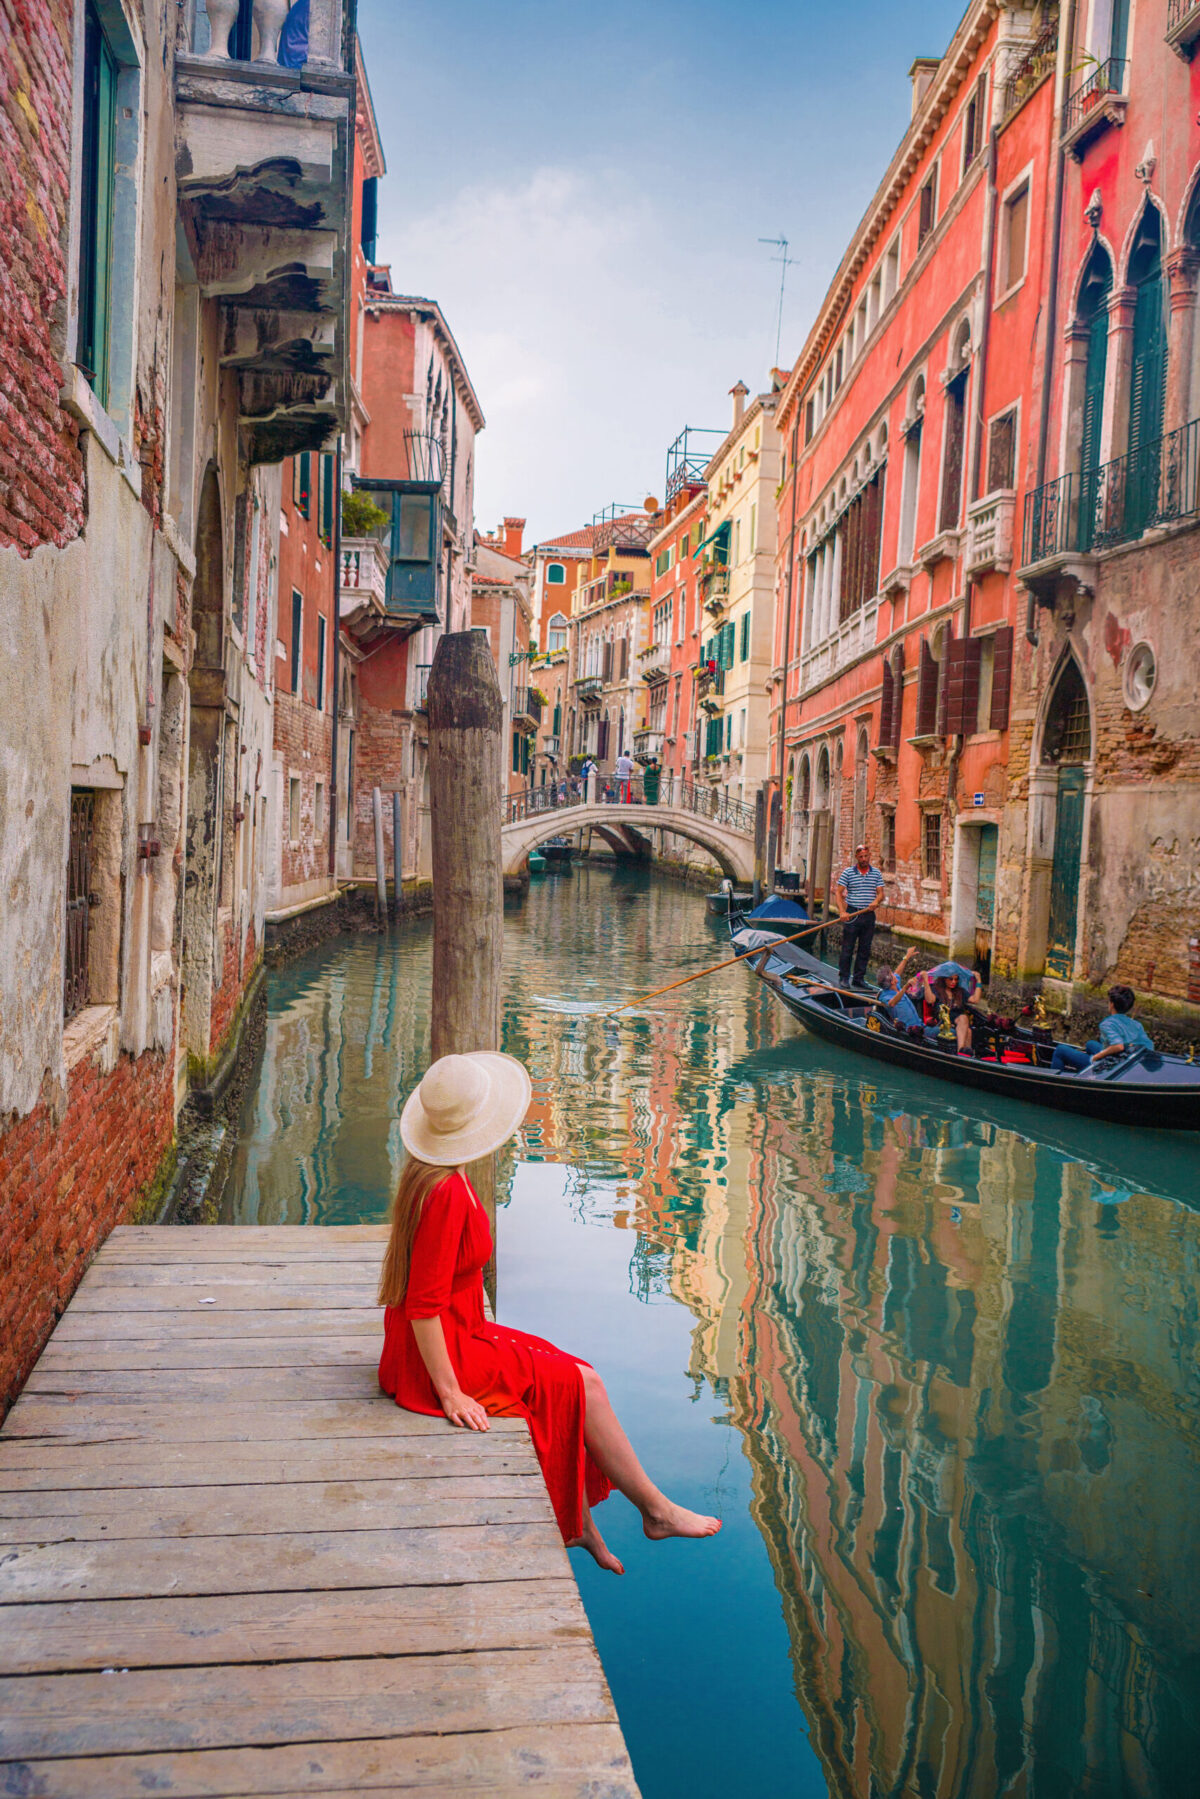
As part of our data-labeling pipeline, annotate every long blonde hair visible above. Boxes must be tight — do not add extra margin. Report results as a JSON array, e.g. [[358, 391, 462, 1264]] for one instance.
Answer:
[[377, 1156, 450, 1306]]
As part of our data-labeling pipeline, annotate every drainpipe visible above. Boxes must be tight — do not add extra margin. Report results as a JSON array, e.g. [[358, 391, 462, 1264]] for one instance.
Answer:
[[328, 434, 343, 879], [774, 415, 801, 869], [1027, 0, 1075, 646]]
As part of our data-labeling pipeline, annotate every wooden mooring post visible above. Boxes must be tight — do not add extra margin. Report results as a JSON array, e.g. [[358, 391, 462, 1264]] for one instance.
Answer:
[[426, 634, 504, 1257], [392, 789, 404, 919], [372, 786, 387, 921]]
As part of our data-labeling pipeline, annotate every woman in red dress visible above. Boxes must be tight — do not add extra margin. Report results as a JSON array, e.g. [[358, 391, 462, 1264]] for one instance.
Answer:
[[378, 1051, 721, 1574]]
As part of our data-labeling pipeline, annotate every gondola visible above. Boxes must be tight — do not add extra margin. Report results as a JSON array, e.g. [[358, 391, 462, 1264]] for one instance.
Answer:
[[729, 898, 1200, 1133]]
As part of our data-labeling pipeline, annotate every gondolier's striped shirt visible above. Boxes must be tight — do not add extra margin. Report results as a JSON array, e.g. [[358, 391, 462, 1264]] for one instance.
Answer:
[[837, 865, 885, 911]]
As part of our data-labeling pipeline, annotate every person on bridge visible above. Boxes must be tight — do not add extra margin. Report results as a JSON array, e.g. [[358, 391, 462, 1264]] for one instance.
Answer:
[[378, 1053, 721, 1575], [835, 844, 886, 989], [615, 748, 635, 803]]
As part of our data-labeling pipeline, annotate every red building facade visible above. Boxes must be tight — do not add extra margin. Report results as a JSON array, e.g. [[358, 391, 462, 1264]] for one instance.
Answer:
[[772, 0, 1058, 975]]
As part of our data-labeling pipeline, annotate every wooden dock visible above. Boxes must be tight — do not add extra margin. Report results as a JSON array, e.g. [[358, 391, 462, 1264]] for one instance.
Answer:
[[0, 1226, 640, 1797]]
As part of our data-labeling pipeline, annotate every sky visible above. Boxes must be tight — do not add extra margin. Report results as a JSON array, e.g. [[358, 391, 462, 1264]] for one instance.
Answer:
[[359, 0, 967, 543]]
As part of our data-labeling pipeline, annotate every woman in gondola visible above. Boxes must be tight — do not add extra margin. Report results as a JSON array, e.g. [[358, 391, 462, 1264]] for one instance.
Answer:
[[378, 1051, 721, 1575], [917, 965, 985, 1053]]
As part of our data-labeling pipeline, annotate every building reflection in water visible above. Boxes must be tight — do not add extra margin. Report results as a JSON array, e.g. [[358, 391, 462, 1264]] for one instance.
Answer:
[[224, 873, 1199, 1797]]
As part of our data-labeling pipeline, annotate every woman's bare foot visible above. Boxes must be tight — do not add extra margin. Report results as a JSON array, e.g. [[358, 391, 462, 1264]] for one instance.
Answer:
[[569, 1512, 625, 1574], [642, 1499, 722, 1541]]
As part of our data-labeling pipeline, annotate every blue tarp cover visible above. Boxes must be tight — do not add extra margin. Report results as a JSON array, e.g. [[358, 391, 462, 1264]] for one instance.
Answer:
[[747, 894, 809, 923]]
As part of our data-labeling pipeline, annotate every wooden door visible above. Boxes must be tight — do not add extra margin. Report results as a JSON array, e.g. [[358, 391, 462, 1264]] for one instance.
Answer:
[[973, 823, 998, 971], [1045, 768, 1085, 978]]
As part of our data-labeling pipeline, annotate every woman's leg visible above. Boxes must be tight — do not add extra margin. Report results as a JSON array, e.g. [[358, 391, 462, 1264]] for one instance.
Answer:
[[579, 1364, 720, 1541], [568, 1493, 625, 1575], [956, 1012, 972, 1052]]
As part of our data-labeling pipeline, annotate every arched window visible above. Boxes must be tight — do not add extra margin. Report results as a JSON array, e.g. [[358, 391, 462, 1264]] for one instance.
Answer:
[[1041, 657, 1091, 766], [1125, 206, 1167, 537], [815, 745, 830, 810], [899, 376, 926, 563], [547, 611, 568, 653], [546, 562, 566, 585]]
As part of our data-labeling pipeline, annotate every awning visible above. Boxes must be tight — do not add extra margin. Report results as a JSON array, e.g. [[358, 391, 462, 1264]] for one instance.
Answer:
[[691, 519, 731, 560]]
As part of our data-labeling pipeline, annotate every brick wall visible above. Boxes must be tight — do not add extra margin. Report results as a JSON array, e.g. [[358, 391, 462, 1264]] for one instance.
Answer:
[[275, 689, 334, 890], [210, 919, 257, 1057], [0, 1043, 176, 1415], [0, 0, 85, 551]]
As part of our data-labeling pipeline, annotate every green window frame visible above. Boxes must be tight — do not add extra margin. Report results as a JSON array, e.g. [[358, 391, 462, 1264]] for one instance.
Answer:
[[320, 454, 334, 545], [739, 613, 750, 662], [295, 452, 311, 519], [546, 563, 566, 584], [77, 1, 117, 405], [290, 590, 302, 693], [316, 614, 327, 711]]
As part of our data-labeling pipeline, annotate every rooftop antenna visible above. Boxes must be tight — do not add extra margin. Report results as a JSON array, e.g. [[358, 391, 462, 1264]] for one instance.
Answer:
[[759, 235, 798, 370]]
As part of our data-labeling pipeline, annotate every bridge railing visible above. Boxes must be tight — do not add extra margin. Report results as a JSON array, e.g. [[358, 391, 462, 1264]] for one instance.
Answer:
[[501, 774, 756, 836]]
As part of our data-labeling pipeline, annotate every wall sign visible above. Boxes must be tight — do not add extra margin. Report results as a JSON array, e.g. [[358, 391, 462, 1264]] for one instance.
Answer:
[[973, 793, 985, 806]]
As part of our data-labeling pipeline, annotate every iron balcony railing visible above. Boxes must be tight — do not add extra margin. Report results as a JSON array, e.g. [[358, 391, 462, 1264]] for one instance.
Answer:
[[1000, 13, 1059, 122], [1062, 55, 1125, 137], [1167, 0, 1200, 36], [1022, 417, 1200, 567], [574, 673, 603, 699], [512, 687, 544, 725]]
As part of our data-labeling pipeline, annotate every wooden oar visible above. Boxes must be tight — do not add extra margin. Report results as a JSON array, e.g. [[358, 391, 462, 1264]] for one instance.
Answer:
[[604, 914, 846, 1017]]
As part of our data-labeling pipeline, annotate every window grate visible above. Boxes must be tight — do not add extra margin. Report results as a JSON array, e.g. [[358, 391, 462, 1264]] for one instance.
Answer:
[[64, 790, 95, 1021], [922, 810, 942, 882]]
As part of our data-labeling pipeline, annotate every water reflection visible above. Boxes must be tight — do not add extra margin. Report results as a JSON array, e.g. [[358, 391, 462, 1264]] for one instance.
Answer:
[[224, 865, 1200, 1798]]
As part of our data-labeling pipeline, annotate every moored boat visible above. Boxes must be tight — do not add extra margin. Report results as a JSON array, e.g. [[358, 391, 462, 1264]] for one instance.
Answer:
[[729, 901, 1200, 1132]]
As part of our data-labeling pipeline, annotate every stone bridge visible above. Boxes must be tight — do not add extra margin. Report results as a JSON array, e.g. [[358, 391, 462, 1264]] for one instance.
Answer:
[[501, 779, 756, 883]]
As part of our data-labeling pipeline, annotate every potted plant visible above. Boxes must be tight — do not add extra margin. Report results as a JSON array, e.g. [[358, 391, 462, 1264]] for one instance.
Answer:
[[341, 490, 390, 538]]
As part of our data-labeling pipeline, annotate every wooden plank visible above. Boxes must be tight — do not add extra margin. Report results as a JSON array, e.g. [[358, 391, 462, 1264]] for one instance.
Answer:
[[64, 1283, 379, 1311], [0, 1522, 565, 1603], [0, 1475, 553, 1542], [33, 1336, 390, 1372], [80, 1262, 386, 1288], [0, 1645, 615, 1759], [20, 1365, 390, 1403], [47, 1307, 382, 1341], [0, 1437, 530, 1492], [0, 1578, 590, 1675], [1, 1399, 527, 1445], [103, 1226, 389, 1246], [0, 1722, 638, 1797]]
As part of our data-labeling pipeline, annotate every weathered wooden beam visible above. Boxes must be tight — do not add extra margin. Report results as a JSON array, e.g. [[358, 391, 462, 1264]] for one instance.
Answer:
[[426, 632, 504, 1252]]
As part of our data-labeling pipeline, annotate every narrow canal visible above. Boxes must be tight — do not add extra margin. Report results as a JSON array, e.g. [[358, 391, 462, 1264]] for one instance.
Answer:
[[223, 864, 1200, 1799]]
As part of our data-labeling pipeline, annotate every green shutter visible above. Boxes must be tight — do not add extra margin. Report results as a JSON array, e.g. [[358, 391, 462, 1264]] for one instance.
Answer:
[[1127, 262, 1166, 537], [739, 612, 750, 661], [1078, 302, 1108, 551], [321, 455, 334, 544]]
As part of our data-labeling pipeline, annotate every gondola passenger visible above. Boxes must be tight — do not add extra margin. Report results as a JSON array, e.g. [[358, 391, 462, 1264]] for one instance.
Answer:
[[918, 967, 984, 1053], [1050, 985, 1155, 1073], [876, 948, 920, 1028]]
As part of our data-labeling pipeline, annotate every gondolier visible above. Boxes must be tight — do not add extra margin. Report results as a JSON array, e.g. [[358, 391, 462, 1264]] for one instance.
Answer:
[[835, 845, 886, 989]]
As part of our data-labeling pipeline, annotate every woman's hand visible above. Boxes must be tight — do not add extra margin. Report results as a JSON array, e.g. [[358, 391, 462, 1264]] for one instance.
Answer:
[[440, 1389, 491, 1431]]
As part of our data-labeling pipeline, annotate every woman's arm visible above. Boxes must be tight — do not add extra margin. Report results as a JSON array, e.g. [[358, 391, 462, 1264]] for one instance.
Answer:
[[410, 1316, 490, 1431]]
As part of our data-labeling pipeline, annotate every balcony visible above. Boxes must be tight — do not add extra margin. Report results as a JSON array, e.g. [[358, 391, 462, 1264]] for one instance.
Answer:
[[633, 729, 664, 763], [1060, 56, 1127, 160], [541, 735, 561, 759], [999, 14, 1059, 124], [512, 687, 543, 730], [575, 674, 603, 704], [798, 598, 881, 696], [175, 0, 354, 463], [965, 491, 1016, 575], [340, 538, 387, 609], [702, 567, 730, 614], [1020, 419, 1200, 596], [1167, 0, 1200, 59], [639, 641, 670, 684], [592, 504, 656, 553]]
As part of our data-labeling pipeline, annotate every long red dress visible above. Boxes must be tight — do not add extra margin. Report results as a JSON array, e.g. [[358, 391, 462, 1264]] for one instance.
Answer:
[[378, 1170, 611, 1542]]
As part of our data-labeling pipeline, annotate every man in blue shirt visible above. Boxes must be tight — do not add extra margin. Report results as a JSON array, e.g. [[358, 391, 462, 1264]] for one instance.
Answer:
[[835, 843, 886, 988], [1050, 985, 1155, 1073]]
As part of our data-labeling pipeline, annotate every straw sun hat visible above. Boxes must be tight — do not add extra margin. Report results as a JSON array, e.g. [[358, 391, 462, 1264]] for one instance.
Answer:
[[400, 1052, 532, 1167]]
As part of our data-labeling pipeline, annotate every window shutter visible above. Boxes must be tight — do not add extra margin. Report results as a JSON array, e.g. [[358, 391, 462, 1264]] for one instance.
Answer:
[[878, 657, 894, 749], [938, 637, 982, 736], [321, 454, 334, 544], [939, 374, 967, 532], [724, 620, 736, 668], [619, 637, 628, 679], [602, 640, 613, 682], [987, 412, 1016, 492], [890, 643, 905, 750], [1127, 269, 1167, 534], [916, 638, 939, 736], [740, 612, 750, 661], [989, 625, 1014, 730], [597, 717, 609, 759]]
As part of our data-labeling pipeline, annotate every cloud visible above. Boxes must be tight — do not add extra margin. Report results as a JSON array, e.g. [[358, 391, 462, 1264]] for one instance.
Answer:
[[381, 166, 768, 538]]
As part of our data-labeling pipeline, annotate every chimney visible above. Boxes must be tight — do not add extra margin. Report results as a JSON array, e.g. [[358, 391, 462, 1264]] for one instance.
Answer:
[[730, 380, 749, 429], [909, 57, 939, 118], [502, 516, 525, 558]]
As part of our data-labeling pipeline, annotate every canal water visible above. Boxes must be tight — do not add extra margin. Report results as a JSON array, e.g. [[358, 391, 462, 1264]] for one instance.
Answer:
[[223, 863, 1200, 1799]]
